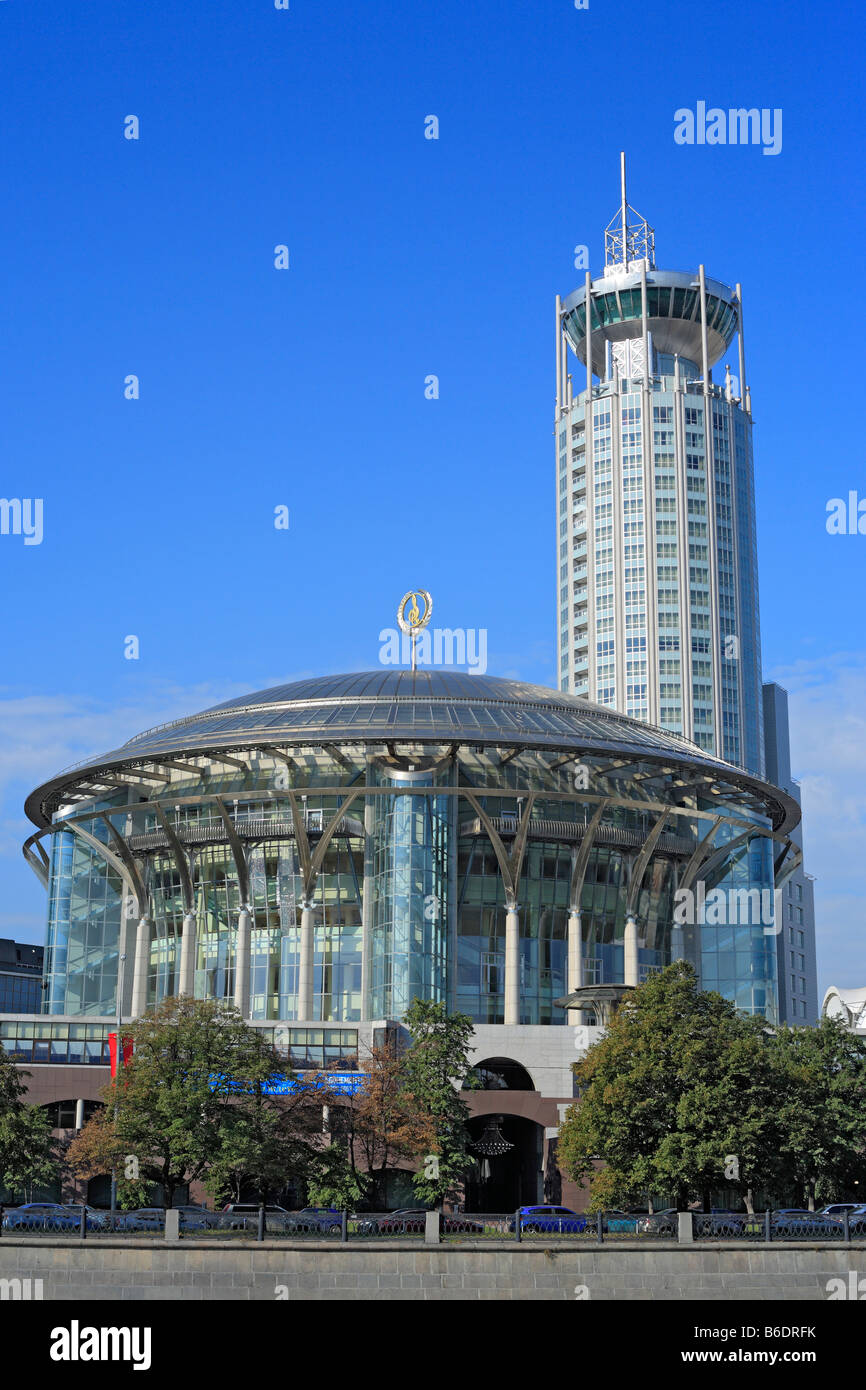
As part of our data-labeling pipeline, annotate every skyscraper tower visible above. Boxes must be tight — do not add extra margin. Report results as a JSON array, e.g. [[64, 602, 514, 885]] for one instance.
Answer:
[[554, 155, 819, 1024], [555, 154, 763, 776]]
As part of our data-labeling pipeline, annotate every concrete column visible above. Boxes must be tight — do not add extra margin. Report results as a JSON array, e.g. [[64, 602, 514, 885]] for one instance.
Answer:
[[567, 908, 584, 1024], [298, 902, 315, 1021], [178, 911, 197, 997], [130, 915, 152, 1018], [233, 907, 251, 1017], [504, 903, 520, 1026], [624, 913, 639, 987], [74, 1099, 85, 1132]]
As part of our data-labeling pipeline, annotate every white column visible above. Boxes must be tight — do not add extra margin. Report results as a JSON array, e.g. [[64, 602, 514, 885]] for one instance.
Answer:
[[74, 1098, 85, 1132], [178, 911, 197, 997], [298, 902, 315, 1021], [233, 907, 251, 1017], [624, 913, 639, 987], [567, 908, 584, 1024], [504, 903, 520, 1026], [130, 915, 151, 1018]]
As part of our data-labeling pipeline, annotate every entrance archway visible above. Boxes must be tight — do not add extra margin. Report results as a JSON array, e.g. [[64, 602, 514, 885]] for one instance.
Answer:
[[467, 1057, 535, 1091], [464, 1113, 543, 1213]]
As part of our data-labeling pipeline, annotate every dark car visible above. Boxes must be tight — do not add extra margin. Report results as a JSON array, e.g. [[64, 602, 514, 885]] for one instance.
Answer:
[[359, 1208, 484, 1236], [3, 1202, 108, 1233], [693, 1210, 750, 1237], [638, 1209, 678, 1236], [285, 1207, 343, 1235], [221, 1203, 294, 1232], [119, 1208, 167, 1232], [771, 1209, 844, 1237], [174, 1205, 218, 1232], [511, 1205, 589, 1235]]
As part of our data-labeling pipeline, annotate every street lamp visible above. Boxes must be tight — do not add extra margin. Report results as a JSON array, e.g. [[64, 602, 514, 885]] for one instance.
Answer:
[[109, 952, 127, 1222]]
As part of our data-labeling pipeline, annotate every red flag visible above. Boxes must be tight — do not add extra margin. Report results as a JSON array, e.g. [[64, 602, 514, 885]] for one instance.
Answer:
[[108, 1033, 134, 1077]]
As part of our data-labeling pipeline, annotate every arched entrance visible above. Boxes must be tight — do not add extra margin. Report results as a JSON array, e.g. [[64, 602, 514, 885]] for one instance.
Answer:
[[464, 1113, 543, 1213], [469, 1057, 535, 1091]]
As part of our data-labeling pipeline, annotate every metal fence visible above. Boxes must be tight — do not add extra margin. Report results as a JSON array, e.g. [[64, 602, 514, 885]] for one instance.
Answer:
[[2, 1204, 864, 1244], [692, 1210, 866, 1242]]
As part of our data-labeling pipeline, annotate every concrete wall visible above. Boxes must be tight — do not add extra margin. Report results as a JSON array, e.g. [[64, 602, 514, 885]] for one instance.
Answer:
[[1, 1240, 863, 1301]]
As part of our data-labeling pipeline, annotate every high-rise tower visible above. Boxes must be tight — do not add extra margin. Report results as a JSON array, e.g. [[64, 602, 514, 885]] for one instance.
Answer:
[[555, 154, 763, 776], [554, 156, 819, 1025]]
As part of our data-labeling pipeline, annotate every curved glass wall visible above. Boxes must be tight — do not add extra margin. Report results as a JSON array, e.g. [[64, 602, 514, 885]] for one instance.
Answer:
[[44, 824, 123, 1017], [35, 741, 783, 1024], [368, 771, 451, 1019]]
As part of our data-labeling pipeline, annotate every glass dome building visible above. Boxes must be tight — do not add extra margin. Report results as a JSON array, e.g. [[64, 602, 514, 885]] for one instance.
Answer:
[[24, 670, 799, 1029]]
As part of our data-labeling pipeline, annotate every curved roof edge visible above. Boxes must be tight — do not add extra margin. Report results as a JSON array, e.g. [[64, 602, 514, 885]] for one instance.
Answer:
[[23, 670, 802, 836]]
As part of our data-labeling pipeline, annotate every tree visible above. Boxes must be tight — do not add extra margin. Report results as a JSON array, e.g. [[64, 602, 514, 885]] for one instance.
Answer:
[[305, 1143, 367, 1211], [68, 997, 328, 1207], [557, 962, 779, 1211], [770, 1017, 866, 1208], [0, 1045, 57, 1201], [65, 1106, 149, 1209], [338, 1045, 434, 1208], [203, 1057, 331, 1207], [401, 999, 476, 1207]]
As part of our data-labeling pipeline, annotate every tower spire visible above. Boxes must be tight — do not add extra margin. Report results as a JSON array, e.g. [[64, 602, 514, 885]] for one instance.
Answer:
[[605, 151, 655, 270]]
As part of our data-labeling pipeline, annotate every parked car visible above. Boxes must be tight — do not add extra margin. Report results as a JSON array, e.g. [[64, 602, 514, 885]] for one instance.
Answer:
[[820, 1204, 862, 1218], [63, 1203, 109, 1232], [284, 1207, 343, 1235], [510, 1205, 588, 1235], [601, 1209, 644, 1234], [771, 1209, 844, 1236], [692, 1210, 750, 1237], [358, 1208, 484, 1236], [2, 1202, 104, 1232], [119, 1208, 167, 1232], [174, 1205, 218, 1231], [638, 1209, 678, 1236], [221, 1203, 293, 1232]]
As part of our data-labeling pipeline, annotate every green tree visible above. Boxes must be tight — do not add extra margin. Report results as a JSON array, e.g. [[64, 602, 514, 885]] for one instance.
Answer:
[[69, 997, 326, 1207], [0, 1045, 57, 1201], [338, 1044, 434, 1209], [204, 1056, 330, 1207], [401, 999, 476, 1207], [558, 962, 779, 1211], [305, 1142, 368, 1211], [770, 1017, 866, 1208]]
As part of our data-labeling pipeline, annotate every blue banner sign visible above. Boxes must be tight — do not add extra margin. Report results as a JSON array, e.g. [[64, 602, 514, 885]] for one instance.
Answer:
[[213, 1072, 368, 1097]]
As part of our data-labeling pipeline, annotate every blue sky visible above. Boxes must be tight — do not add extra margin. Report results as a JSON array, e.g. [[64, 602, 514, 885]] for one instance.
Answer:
[[0, 0, 864, 998]]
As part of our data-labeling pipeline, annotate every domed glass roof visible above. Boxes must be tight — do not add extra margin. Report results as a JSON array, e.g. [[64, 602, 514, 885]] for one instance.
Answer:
[[120, 669, 700, 757], [26, 670, 797, 830]]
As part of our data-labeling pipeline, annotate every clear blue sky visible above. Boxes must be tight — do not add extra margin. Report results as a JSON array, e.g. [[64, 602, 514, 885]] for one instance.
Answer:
[[1, 0, 864, 997]]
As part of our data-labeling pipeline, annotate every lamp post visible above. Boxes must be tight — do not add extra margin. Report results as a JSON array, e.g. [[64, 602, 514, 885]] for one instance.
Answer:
[[109, 952, 127, 1222]]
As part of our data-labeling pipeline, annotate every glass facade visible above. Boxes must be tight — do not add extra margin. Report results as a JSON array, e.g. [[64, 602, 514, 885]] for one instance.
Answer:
[[0, 973, 43, 1013], [25, 675, 793, 1029], [44, 824, 123, 1017], [369, 771, 451, 1019]]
